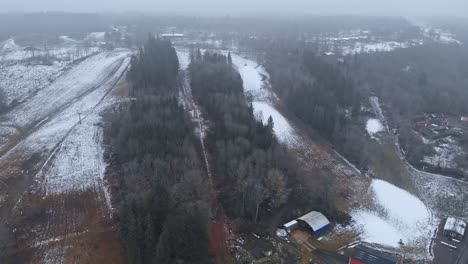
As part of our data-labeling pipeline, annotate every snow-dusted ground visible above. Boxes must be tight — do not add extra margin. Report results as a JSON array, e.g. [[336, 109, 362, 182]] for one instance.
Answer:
[[0, 50, 130, 197], [37, 57, 130, 196], [1, 38, 100, 62], [318, 25, 461, 56], [0, 38, 102, 105], [342, 41, 414, 56], [0, 62, 66, 104], [422, 136, 463, 169], [352, 179, 434, 252], [2, 51, 128, 129]]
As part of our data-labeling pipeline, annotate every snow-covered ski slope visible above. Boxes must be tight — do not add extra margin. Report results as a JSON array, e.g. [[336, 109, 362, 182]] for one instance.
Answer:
[[3, 51, 129, 129], [352, 179, 434, 251], [230, 53, 300, 146], [0, 50, 131, 195]]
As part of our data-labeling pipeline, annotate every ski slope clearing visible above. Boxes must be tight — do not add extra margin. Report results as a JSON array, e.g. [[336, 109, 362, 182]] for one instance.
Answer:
[[230, 53, 299, 146], [252, 102, 298, 146], [2, 51, 129, 129], [37, 58, 130, 196], [0, 48, 130, 263], [230, 54, 274, 102], [352, 179, 434, 255]]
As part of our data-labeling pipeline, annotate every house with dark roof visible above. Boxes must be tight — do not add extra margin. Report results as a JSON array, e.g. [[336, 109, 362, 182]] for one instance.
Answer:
[[349, 245, 398, 264]]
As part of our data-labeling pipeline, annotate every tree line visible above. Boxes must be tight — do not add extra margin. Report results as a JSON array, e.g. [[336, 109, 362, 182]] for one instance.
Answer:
[[188, 50, 349, 227], [265, 47, 367, 168], [189, 50, 291, 224], [104, 36, 210, 264]]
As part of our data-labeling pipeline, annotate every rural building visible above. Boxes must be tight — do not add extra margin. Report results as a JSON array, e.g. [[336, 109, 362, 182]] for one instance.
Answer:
[[461, 116, 468, 122], [283, 220, 299, 232], [349, 245, 398, 264], [443, 217, 466, 240], [160, 33, 185, 39], [296, 211, 330, 235]]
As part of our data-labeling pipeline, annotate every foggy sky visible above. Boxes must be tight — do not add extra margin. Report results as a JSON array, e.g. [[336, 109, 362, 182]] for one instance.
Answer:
[[2, 0, 468, 17]]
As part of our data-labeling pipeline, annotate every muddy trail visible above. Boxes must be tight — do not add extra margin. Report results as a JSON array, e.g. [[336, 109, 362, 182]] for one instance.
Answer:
[[0, 51, 129, 263]]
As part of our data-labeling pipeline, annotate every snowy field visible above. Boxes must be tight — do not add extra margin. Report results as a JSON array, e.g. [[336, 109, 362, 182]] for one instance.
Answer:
[[351, 179, 435, 254], [0, 38, 102, 105], [0, 50, 130, 198], [2, 51, 129, 129], [1, 38, 100, 62]]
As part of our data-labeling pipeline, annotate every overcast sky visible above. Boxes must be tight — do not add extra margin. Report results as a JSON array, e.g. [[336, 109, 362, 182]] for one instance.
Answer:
[[2, 0, 468, 17]]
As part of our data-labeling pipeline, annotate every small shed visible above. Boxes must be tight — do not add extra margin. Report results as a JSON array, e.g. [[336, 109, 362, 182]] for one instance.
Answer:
[[443, 217, 466, 240], [283, 220, 299, 232], [296, 211, 330, 234], [350, 245, 398, 264]]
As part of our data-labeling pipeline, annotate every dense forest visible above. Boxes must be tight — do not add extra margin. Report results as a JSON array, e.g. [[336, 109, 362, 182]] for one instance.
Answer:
[[104, 36, 210, 264], [351, 43, 468, 117], [189, 50, 347, 227], [189, 50, 292, 224], [265, 47, 367, 168]]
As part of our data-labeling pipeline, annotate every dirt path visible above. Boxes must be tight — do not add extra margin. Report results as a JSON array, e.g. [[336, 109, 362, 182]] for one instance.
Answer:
[[0, 51, 130, 263], [178, 66, 232, 262]]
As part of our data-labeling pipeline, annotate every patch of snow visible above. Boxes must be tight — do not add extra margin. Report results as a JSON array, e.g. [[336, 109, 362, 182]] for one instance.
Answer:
[[342, 41, 412, 55], [366, 119, 383, 137], [0, 38, 20, 53], [372, 179, 431, 232], [230, 54, 274, 102], [252, 102, 298, 146], [369, 96, 389, 132], [229, 53, 299, 146], [59, 35, 76, 43], [352, 210, 406, 247], [176, 49, 190, 70], [352, 179, 434, 250]]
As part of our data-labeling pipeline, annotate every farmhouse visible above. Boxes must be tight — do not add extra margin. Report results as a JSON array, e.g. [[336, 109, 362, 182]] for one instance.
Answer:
[[349, 245, 398, 264], [443, 217, 466, 240]]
